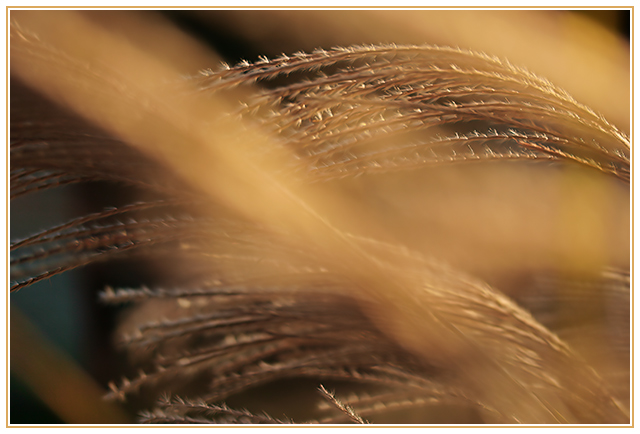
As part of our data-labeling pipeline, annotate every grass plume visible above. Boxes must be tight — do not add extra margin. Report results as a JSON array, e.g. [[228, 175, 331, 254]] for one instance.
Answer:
[[9, 10, 630, 425]]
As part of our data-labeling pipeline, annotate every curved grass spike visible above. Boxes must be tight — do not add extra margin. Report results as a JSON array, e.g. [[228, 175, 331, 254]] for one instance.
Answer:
[[10, 12, 629, 425], [200, 45, 629, 183], [139, 395, 293, 424]]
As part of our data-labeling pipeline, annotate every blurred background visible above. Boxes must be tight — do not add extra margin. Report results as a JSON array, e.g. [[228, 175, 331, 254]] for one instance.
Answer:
[[9, 8, 631, 424]]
